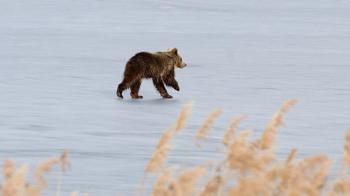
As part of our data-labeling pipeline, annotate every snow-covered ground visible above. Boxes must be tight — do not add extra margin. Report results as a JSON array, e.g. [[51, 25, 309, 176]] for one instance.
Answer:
[[1, 0, 350, 194]]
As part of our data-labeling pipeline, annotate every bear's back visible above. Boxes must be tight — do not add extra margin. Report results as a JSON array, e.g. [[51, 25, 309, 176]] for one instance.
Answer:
[[125, 51, 172, 78]]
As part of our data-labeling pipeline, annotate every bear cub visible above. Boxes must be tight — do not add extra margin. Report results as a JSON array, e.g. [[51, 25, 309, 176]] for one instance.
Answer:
[[116, 48, 187, 99]]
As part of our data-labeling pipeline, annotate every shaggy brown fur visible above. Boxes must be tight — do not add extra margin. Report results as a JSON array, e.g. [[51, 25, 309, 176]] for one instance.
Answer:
[[116, 48, 187, 99]]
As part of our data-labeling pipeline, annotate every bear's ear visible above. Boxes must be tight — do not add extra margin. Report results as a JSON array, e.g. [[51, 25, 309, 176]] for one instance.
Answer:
[[170, 48, 178, 55]]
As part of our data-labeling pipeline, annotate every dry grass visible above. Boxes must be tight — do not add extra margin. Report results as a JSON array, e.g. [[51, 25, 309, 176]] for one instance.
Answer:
[[145, 125, 176, 173], [2, 100, 350, 196], [259, 99, 298, 150], [146, 103, 193, 173], [175, 102, 193, 133], [196, 109, 223, 142], [222, 115, 246, 146], [142, 100, 350, 196], [0, 151, 69, 196]]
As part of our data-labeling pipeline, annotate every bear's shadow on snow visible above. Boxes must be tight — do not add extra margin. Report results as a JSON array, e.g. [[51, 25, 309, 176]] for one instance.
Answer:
[[116, 97, 181, 105]]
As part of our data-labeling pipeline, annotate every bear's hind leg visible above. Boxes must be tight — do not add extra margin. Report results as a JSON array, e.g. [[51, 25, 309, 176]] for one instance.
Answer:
[[117, 77, 134, 98], [130, 79, 143, 99], [152, 78, 172, 99]]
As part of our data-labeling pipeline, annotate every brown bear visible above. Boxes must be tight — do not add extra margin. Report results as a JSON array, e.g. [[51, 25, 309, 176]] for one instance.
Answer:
[[116, 48, 187, 99]]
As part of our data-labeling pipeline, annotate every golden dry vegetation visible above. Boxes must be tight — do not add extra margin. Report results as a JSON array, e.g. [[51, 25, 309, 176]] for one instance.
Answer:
[[144, 100, 350, 196], [2, 100, 350, 196], [0, 151, 70, 196]]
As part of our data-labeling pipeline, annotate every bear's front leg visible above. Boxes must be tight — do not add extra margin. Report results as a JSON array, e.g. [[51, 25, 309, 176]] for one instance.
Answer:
[[152, 78, 172, 99], [163, 70, 180, 91], [165, 79, 180, 91]]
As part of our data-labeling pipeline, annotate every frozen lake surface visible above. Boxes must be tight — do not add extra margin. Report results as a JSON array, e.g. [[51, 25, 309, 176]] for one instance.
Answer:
[[1, 0, 350, 195]]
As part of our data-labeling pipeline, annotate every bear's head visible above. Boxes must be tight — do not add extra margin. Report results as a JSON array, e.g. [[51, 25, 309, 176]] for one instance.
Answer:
[[166, 48, 187, 69]]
